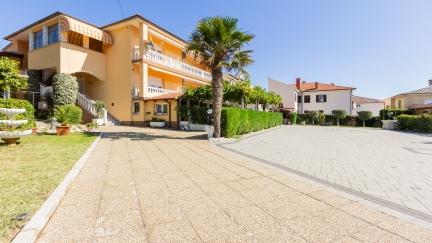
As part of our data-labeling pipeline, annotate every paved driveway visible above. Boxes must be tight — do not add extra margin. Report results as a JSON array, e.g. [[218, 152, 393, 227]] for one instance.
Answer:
[[222, 126, 432, 221], [36, 126, 432, 242]]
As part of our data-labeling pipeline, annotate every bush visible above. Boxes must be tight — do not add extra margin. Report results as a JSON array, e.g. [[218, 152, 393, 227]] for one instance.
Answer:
[[190, 106, 208, 124], [221, 108, 282, 137], [332, 110, 347, 126], [52, 73, 78, 107], [290, 112, 297, 124], [95, 100, 105, 118], [54, 104, 82, 125], [0, 98, 35, 129], [397, 114, 432, 132], [379, 109, 413, 120], [305, 111, 319, 125], [357, 111, 373, 127]]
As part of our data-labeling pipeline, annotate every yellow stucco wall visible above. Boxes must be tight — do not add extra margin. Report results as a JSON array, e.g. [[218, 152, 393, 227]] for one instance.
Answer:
[[28, 43, 60, 70]]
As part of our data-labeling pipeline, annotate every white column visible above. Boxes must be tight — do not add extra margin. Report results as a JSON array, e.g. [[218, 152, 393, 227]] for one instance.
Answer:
[[28, 31, 34, 51], [140, 63, 148, 97], [139, 23, 149, 98], [42, 26, 48, 46]]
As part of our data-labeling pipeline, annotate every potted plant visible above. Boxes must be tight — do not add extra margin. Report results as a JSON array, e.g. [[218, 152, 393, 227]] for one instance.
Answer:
[[86, 122, 98, 132], [92, 100, 105, 126], [54, 104, 82, 135], [149, 117, 165, 128]]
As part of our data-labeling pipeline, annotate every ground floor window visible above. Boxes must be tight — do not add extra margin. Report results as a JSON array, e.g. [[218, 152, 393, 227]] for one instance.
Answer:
[[155, 103, 168, 115], [133, 102, 140, 113]]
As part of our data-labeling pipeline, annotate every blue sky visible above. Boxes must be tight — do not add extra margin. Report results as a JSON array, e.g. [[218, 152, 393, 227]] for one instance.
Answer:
[[1, 0, 432, 99]]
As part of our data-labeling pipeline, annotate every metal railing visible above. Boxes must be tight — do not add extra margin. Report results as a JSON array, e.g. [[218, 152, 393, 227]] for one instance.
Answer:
[[132, 48, 212, 81], [77, 92, 98, 117]]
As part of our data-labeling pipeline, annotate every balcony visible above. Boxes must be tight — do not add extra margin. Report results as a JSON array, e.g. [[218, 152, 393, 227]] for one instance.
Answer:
[[132, 48, 212, 82]]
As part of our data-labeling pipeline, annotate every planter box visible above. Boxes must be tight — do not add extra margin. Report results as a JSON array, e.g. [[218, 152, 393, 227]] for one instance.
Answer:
[[92, 118, 105, 126], [382, 120, 397, 130], [189, 123, 206, 131], [150, 121, 165, 128], [179, 121, 189, 131]]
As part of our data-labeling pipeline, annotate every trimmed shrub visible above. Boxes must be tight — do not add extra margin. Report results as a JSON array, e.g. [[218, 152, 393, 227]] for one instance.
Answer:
[[0, 98, 35, 128], [221, 108, 282, 137], [54, 104, 82, 125], [332, 110, 347, 126], [306, 111, 319, 125], [379, 109, 413, 120], [53, 73, 78, 107], [357, 111, 373, 127], [190, 106, 208, 124], [397, 114, 432, 132], [290, 112, 297, 124]]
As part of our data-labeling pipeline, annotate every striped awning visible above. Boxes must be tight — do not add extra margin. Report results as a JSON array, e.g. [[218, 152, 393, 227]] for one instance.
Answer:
[[59, 16, 113, 46]]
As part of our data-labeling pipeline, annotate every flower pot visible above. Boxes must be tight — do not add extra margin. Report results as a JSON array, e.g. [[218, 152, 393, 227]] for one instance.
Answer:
[[149, 121, 165, 128], [56, 125, 71, 135]]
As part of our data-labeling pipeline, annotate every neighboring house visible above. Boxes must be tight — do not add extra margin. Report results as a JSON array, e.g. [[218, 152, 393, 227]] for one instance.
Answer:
[[384, 80, 432, 114], [2, 12, 211, 126], [269, 77, 355, 115], [352, 95, 384, 116]]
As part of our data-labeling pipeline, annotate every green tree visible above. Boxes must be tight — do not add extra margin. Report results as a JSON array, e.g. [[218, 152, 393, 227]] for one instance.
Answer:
[[0, 57, 27, 99], [332, 110, 347, 126], [357, 111, 373, 127], [306, 111, 319, 125], [187, 17, 254, 138], [249, 86, 266, 111], [52, 73, 78, 107]]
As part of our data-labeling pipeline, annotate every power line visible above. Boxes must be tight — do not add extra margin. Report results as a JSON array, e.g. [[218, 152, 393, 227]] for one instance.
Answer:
[[115, 0, 125, 18]]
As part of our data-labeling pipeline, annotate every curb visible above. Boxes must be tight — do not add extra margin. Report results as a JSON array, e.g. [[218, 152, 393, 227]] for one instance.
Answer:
[[12, 133, 102, 243]]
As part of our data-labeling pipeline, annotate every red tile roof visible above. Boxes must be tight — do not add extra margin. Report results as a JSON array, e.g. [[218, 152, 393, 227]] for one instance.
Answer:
[[352, 95, 383, 104], [143, 92, 182, 101], [298, 82, 355, 92]]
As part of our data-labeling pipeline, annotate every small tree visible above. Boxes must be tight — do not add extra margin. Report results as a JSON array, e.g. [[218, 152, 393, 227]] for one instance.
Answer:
[[306, 111, 319, 125], [53, 73, 78, 107], [332, 110, 347, 126], [0, 57, 27, 99], [357, 111, 373, 127], [54, 104, 82, 125], [290, 112, 298, 124]]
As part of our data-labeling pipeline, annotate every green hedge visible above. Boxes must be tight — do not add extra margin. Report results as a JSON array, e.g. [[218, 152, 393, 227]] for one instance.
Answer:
[[0, 98, 35, 128], [397, 114, 432, 132], [221, 108, 282, 137], [379, 109, 413, 120]]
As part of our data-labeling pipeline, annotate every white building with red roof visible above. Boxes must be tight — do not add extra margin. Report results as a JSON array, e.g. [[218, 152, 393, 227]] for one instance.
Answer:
[[352, 95, 384, 116]]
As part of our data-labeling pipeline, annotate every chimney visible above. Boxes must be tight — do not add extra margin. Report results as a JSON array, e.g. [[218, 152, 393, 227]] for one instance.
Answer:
[[314, 82, 318, 89], [429, 79, 432, 86], [330, 83, 335, 86], [295, 78, 301, 89]]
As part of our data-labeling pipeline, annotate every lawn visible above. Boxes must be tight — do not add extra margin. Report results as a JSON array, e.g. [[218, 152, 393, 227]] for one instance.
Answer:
[[0, 133, 97, 242]]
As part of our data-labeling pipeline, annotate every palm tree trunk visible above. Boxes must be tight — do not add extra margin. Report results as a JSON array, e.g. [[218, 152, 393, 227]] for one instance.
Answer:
[[212, 68, 223, 138]]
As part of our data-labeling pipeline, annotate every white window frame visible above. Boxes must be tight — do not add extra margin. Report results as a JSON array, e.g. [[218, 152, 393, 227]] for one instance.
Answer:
[[155, 103, 168, 115]]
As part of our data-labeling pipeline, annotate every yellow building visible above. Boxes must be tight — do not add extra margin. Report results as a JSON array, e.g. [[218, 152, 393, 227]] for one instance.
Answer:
[[2, 12, 211, 126], [383, 80, 432, 114]]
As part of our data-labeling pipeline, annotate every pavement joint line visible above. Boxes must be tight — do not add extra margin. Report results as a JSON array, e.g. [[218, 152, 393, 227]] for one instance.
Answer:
[[216, 142, 432, 225], [12, 132, 103, 243]]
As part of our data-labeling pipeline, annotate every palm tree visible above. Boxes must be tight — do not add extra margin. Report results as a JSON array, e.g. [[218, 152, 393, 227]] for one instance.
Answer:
[[187, 17, 254, 137]]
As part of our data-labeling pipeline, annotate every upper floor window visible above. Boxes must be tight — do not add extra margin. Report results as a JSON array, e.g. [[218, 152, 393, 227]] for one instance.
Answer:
[[68, 31, 83, 47], [48, 24, 59, 44], [304, 95, 311, 103], [34, 30, 43, 49], [89, 38, 103, 52], [316, 94, 327, 103]]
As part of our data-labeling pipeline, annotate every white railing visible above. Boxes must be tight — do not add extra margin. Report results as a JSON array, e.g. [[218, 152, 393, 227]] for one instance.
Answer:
[[132, 48, 212, 81], [148, 86, 176, 94], [77, 92, 97, 117]]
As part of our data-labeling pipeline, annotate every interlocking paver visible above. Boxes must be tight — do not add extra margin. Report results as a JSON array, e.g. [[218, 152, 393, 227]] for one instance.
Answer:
[[223, 126, 432, 220], [36, 126, 432, 242]]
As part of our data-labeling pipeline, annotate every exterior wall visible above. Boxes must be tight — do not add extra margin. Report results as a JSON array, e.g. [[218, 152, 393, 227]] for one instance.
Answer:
[[268, 79, 298, 111], [404, 94, 432, 108], [352, 102, 384, 116], [59, 42, 106, 81], [300, 90, 352, 115], [28, 42, 60, 70]]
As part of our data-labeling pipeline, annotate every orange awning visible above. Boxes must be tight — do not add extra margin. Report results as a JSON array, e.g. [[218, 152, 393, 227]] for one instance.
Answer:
[[59, 16, 113, 46]]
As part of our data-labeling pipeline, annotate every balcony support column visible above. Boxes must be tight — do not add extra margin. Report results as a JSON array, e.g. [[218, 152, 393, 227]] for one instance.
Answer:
[[28, 31, 34, 51], [140, 63, 148, 98], [139, 23, 149, 58], [42, 25, 48, 46]]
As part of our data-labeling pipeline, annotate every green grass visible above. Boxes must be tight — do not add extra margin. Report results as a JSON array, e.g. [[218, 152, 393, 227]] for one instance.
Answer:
[[0, 133, 97, 242]]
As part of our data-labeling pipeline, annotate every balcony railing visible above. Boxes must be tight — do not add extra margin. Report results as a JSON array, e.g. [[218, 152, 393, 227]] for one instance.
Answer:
[[148, 86, 177, 94], [132, 48, 212, 81]]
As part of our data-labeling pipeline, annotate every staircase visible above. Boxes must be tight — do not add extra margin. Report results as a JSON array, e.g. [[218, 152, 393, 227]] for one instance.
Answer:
[[77, 92, 115, 126]]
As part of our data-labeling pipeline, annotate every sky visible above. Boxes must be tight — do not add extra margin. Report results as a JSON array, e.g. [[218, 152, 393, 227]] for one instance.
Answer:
[[1, 0, 432, 99]]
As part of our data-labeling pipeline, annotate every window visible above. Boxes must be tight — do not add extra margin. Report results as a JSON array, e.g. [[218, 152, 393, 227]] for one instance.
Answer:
[[304, 95, 311, 103], [89, 38, 103, 52], [48, 24, 59, 44], [298, 95, 302, 103], [133, 102, 140, 113], [316, 94, 327, 103], [68, 31, 83, 46], [356, 103, 361, 108], [34, 30, 43, 49], [155, 103, 168, 114], [397, 100, 401, 109]]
